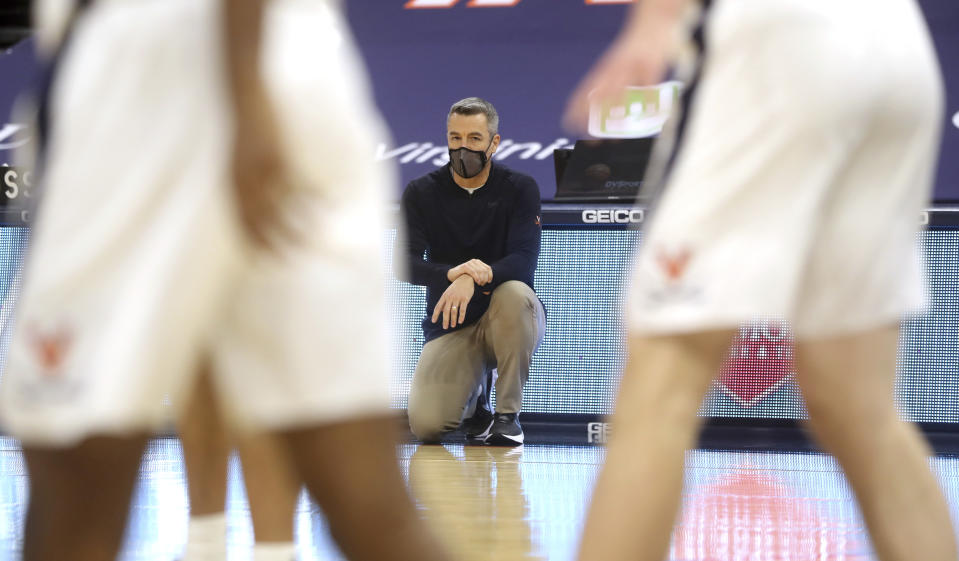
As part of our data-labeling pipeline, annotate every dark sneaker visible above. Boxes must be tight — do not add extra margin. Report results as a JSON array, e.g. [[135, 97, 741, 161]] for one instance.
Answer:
[[461, 370, 494, 442], [461, 405, 495, 442], [486, 413, 524, 446]]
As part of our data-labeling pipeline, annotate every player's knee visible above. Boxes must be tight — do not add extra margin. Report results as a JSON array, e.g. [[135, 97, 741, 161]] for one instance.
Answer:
[[802, 388, 896, 444], [801, 397, 843, 442]]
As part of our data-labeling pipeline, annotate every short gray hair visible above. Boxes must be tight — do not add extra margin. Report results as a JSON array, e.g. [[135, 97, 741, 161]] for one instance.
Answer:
[[447, 97, 499, 136]]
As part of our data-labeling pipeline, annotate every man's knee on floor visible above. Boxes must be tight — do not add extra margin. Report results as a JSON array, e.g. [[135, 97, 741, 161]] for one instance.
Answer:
[[408, 405, 459, 443]]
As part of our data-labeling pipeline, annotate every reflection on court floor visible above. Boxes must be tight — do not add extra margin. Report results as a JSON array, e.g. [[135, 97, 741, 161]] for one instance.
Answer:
[[0, 437, 956, 560]]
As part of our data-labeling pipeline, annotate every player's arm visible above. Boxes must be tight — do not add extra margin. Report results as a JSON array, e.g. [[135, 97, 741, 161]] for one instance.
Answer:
[[224, 0, 299, 250], [563, 0, 690, 132], [622, 0, 688, 37]]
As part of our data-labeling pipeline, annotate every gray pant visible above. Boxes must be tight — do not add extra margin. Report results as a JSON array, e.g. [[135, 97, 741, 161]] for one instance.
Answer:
[[407, 281, 546, 441]]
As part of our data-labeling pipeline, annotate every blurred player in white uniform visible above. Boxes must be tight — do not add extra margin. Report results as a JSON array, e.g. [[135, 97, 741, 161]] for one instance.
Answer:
[[0, 1, 450, 561], [177, 368, 303, 561], [565, 0, 954, 560]]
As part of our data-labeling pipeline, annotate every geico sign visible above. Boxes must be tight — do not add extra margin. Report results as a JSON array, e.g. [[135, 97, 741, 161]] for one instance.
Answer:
[[405, 0, 631, 8], [582, 209, 644, 224]]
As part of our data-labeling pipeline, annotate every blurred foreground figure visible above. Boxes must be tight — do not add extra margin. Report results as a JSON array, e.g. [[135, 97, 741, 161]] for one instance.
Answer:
[[178, 369, 302, 561], [566, 1, 955, 561], [0, 1, 450, 561]]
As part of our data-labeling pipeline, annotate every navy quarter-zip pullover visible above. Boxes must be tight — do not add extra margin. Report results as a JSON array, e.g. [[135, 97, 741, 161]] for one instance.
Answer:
[[398, 163, 541, 342]]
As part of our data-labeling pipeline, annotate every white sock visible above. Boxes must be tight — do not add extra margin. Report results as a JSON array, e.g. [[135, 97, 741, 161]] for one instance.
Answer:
[[182, 513, 227, 561], [253, 541, 297, 561]]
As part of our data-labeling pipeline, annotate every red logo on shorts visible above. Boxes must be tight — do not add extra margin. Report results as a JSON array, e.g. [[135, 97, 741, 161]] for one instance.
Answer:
[[656, 247, 692, 282], [29, 326, 73, 374]]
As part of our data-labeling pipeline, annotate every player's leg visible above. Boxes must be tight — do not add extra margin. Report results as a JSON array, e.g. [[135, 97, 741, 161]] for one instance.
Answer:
[[179, 365, 231, 561], [237, 431, 300, 561], [280, 416, 452, 561], [228, 5, 451, 559], [788, 6, 949, 558], [795, 326, 957, 561], [22, 435, 149, 561], [576, 329, 735, 561], [213, 264, 453, 561], [180, 366, 302, 561], [4, 3, 239, 561]]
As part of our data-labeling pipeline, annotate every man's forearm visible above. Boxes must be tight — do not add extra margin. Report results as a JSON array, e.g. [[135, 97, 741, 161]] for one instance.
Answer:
[[404, 256, 454, 287], [224, 0, 269, 109], [627, 0, 689, 34], [489, 257, 535, 286]]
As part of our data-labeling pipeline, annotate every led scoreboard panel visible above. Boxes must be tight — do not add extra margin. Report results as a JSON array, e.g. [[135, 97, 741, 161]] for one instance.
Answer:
[[387, 206, 959, 424], [0, 207, 957, 424]]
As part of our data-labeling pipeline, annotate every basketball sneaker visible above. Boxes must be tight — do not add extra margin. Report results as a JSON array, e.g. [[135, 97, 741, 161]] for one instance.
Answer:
[[462, 404, 494, 442], [486, 413, 523, 446], [461, 371, 494, 442]]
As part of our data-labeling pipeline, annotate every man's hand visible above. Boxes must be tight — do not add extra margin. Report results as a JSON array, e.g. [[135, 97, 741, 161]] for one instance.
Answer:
[[225, 0, 301, 252], [232, 92, 302, 251], [432, 275, 475, 329], [563, 0, 685, 133], [447, 259, 493, 286]]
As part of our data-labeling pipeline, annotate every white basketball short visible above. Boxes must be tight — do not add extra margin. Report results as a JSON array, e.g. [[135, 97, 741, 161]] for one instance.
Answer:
[[628, 0, 944, 339], [0, 0, 397, 445]]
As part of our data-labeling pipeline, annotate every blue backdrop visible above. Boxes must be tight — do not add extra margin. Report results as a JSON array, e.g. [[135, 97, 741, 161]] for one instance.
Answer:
[[344, 0, 959, 201], [0, 1, 957, 201]]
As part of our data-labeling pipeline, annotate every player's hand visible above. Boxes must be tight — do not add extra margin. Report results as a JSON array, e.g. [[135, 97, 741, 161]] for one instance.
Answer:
[[231, 87, 303, 252], [447, 259, 493, 286], [432, 275, 475, 329], [563, 19, 674, 133]]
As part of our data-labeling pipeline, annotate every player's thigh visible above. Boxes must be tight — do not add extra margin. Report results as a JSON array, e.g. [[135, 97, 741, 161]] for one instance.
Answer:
[[614, 330, 735, 424], [793, 325, 900, 430]]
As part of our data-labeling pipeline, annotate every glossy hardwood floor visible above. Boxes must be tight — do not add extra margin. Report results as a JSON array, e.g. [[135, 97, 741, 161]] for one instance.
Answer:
[[0, 437, 957, 560]]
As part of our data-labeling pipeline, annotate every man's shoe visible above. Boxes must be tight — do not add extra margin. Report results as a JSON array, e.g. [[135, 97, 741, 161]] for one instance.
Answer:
[[462, 405, 495, 442], [486, 413, 524, 446]]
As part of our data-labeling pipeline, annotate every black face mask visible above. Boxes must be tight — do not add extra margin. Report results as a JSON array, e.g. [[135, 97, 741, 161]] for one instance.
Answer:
[[449, 137, 494, 179]]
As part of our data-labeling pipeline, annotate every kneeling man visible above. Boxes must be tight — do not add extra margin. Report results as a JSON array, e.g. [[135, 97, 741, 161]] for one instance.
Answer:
[[398, 97, 545, 446]]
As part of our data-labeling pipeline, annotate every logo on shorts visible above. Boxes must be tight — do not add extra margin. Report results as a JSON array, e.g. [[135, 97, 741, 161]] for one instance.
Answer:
[[640, 245, 703, 306], [655, 246, 691, 282], [11, 323, 84, 404], [29, 326, 73, 375]]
